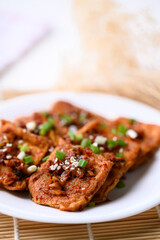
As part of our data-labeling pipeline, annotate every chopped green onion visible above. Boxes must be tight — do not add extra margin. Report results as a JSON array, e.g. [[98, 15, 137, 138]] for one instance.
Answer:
[[61, 114, 72, 125], [117, 139, 126, 147], [118, 124, 128, 135], [99, 123, 107, 129], [78, 159, 88, 168], [42, 155, 49, 162], [116, 180, 125, 188], [41, 111, 48, 117], [81, 138, 91, 148], [24, 155, 33, 165], [129, 119, 136, 124], [107, 139, 117, 148], [111, 128, 117, 135], [90, 144, 101, 154], [39, 117, 55, 136], [47, 117, 55, 125], [56, 150, 66, 160], [18, 144, 28, 152], [88, 202, 95, 207], [75, 134, 83, 141], [115, 152, 123, 158], [79, 113, 86, 123], [67, 131, 75, 141]]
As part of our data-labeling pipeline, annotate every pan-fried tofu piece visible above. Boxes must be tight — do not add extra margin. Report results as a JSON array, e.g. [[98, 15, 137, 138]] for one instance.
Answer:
[[29, 143, 114, 211], [0, 120, 52, 190]]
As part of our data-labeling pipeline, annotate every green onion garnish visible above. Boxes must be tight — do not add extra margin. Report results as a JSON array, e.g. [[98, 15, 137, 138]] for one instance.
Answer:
[[129, 119, 136, 124], [118, 124, 128, 135], [41, 111, 48, 117], [75, 134, 83, 141], [79, 113, 86, 123], [67, 131, 75, 141], [61, 114, 72, 125], [88, 202, 95, 207], [107, 139, 117, 148], [56, 150, 66, 160], [90, 144, 101, 154], [81, 138, 91, 148], [99, 123, 107, 129], [111, 128, 117, 135], [24, 155, 33, 165], [115, 152, 123, 158], [78, 159, 88, 168], [117, 139, 126, 147], [39, 117, 55, 136], [18, 144, 28, 152], [116, 180, 125, 188], [42, 155, 49, 162], [47, 117, 55, 125]]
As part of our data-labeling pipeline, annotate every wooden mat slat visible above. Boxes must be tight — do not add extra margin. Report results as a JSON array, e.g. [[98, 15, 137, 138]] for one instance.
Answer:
[[1, 207, 160, 240], [0, 214, 14, 240]]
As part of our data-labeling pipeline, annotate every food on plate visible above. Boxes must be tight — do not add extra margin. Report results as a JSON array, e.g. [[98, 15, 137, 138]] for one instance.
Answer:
[[29, 143, 114, 211], [0, 120, 52, 190], [0, 100, 160, 211]]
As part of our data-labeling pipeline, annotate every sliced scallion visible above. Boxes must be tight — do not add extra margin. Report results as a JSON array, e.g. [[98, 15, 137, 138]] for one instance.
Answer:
[[117, 139, 126, 147], [118, 124, 128, 135], [42, 155, 49, 162], [39, 117, 55, 136], [61, 114, 72, 125], [67, 131, 75, 141], [18, 144, 28, 153], [115, 152, 123, 158], [107, 139, 117, 148], [81, 138, 91, 148], [55, 150, 66, 160], [23, 155, 33, 165], [78, 159, 88, 168], [90, 144, 101, 154], [116, 180, 125, 188]]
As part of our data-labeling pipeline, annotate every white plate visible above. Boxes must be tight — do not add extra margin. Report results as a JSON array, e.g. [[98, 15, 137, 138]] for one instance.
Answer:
[[0, 92, 160, 224]]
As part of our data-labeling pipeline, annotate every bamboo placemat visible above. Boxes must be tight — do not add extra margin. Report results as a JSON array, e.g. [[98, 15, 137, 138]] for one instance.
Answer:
[[0, 90, 160, 240]]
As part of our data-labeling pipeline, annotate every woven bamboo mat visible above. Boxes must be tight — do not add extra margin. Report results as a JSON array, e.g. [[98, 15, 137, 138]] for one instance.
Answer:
[[0, 91, 160, 240]]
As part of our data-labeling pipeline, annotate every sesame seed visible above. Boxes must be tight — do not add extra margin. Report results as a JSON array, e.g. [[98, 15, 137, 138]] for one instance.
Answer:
[[26, 121, 36, 131], [100, 147, 104, 151], [70, 156, 76, 162], [68, 125, 78, 133], [0, 148, 7, 152], [27, 165, 37, 174], [18, 140, 23, 144], [49, 146, 54, 153], [126, 129, 138, 139], [92, 142, 98, 147], [94, 136, 107, 145], [72, 162, 78, 167], [17, 151, 25, 160], [57, 166, 61, 170], [119, 148, 124, 153], [6, 143, 12, 147], [113, 136, 117, 141], [6, 154, 12, 159], [89, 135, 94, 139], [54, 158, 58, 163], [3, 135, 7, 140], [23, 129, 27, 133], [65, 160, 69, 165], [70, 167, 75, 170]]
